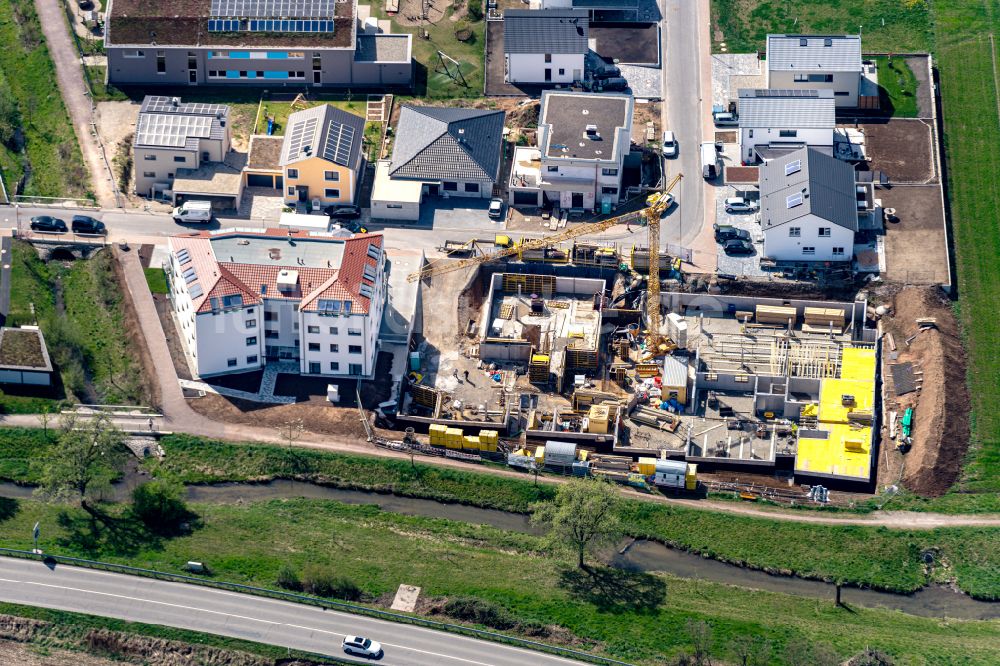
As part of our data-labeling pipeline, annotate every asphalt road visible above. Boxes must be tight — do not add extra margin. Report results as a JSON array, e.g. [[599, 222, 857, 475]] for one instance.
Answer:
[[0, 557, 593, 666]]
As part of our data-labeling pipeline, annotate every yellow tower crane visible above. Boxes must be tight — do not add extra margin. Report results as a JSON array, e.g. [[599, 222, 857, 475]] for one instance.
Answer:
[[644, 172, 683, 352]]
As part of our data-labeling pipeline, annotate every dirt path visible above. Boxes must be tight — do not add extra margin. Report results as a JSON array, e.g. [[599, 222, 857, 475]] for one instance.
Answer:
[[34, 0, 118, 207]]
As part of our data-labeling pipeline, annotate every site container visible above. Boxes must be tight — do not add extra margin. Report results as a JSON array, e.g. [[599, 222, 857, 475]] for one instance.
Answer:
[[636, 457, 657, 476]]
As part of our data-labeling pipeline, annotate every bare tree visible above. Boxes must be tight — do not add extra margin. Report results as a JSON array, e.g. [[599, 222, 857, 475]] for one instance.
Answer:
[[34, 413, 127, 514], [531, 478, 622, 568], [729, 636, 771, 666], [685, 619, 713, 666]]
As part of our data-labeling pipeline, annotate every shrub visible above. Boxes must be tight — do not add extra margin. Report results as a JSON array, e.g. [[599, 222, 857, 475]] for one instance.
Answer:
[[442, 597, 516, 630], [467, 0, 483, 22], [131, 480, 195, 536], [276, 564, 302, 592], [302, 566, 362, 601]]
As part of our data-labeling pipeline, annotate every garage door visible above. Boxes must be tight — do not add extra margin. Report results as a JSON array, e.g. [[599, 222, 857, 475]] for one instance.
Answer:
[[247, 174, 277, 189], [513, 191, 538, 206]]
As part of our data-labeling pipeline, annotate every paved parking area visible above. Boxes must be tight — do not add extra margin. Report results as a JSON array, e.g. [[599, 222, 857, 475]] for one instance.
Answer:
[[239, 188, 285, 221], [712, 186, 766, 277]]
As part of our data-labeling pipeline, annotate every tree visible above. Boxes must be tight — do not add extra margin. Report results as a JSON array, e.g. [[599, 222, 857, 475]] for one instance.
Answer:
[[728, 636, 771, 666], [686, 619, 713, 666], [34, 413, 128, 513], [131, 479, 194, 536], [531, 479, 622, 568]]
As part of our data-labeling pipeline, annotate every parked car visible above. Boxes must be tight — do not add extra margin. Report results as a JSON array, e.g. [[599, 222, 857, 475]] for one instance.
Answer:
[[71, 215, 106, 235], [325, 204, 362, 220], [488, 197, 504, 219], [342, 636, 382, 659], [713, 224, 751, 243], [592, 64, 621, 80], [712, 111, 739, 126], [172, 201, 213, 223], [598, 77, 629, 92], [724, 196, 759, 214], [723, 239, 755, 255], [662, 130, 678, 158], [29, 216, 68, 233]]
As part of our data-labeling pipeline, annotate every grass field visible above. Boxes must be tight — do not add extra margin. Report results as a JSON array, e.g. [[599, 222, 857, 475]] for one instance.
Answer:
[[872, 55, 919, 117], [143, 267, 168, 295], [0, 496, 996, 665], [84, 65, 128, 103], [0, 0, 91, 198], [255, 98, 368, 135], [1, 432, 992, 598], [8, 242, 149, 406], [711, 0, 933, 53]]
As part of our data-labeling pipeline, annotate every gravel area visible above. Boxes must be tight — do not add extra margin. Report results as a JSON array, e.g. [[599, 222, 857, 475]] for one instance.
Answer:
[[712, 185, 766, 277]]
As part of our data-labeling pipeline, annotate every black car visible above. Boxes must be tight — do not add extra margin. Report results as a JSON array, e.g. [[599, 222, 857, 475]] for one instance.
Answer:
[[713, 224, 751, 243], [592, 65, 621, 80], [723, 239, 755, 256], [29, 216, 68, 233], [599, 77, 629, 92], [71, 215, 106, 235], [326, 205, 362, 220]]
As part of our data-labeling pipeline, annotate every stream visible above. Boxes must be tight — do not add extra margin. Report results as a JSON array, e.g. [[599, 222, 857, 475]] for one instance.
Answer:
[[2, 479, 996, 620]]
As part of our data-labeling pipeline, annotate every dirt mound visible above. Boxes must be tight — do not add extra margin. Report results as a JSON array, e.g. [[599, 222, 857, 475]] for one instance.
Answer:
[[0, 615, 47, 642], [884, 287, 969, 496]]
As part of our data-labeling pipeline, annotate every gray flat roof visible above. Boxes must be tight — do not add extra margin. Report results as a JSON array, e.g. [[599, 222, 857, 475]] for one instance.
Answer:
[[211, 233, 346, 268], [354, 34, 410, 62], [540, 91, 631, 161], [738, 89, 835, 129], [766, 34, 863, 72]]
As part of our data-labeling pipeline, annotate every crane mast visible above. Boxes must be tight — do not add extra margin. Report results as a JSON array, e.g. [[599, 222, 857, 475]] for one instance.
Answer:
[[644, 173, 683, 351]]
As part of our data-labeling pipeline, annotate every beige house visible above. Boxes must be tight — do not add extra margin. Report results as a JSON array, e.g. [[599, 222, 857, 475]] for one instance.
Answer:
[[133, 96, 232, 200]]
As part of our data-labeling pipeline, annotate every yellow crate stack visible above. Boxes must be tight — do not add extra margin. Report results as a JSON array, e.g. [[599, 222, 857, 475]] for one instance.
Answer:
[[479, 429, 499, 452], [428, 424, 448, 447], [463, 435, 482, 451], [445, 427, 464, 449], [636, 457, 657, 476]]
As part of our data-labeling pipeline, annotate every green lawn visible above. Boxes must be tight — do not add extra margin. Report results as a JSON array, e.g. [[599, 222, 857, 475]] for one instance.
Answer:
[[0, 432, 989, 598], [0, 0, 91, 198], [0, 496, 996, 665], [711, 0, 933, 53], [256, 98, 368, 135], [8, 242, 150, 406], [84, 65, 128, 103], [873, 56, 919, 117], [143, 267, 168, 295]]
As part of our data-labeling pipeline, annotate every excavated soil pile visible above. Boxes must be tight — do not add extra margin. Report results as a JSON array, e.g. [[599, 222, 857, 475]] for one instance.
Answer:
[[887, 287, 970, 496]]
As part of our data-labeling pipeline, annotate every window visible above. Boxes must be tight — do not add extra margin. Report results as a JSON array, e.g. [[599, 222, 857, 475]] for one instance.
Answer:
[[173, 156, 186, 163], [265, 330, 279, 339], [330, 361, 340, 371], [247, 355, 258, 364], [123, 50, 145, 58], [287, 186, 296, 196], [547, 165, 558, 173], [735, 375, 749, 383], [157, 51, 166, 74], [309, 362, 321, 373], [601, 187, 617, 195], [347, 328, 362, 336], [349, 363, 362, 375], [802, 246, 816, 255], [264, 311, 276, 321], [544, 53, 552, 63], [748, 129, 753, 138], [349, 345, 362, 354], [793, 73, 808, 82], [307, 325, 320, 334], [818, 227, 831, 237], [328, 326, 338, 334], [812, 74, 834, 82], [558, 68, 565, 75], [443, 182, 458, 191], [832, 246, 845, 256], [246, 336, 257, 346], [324, 171, 339, 181], [287, 168, 298, 179], [778, 130, 797, 138], [227, 358, 238, 367], [789, 227, 801, 237], [835, 91, 850, 96], [324, 188, 340, 198], [464, 182, 479, 193], [144, 154, 157, 161], [143, 171, 155, 178], [387, 204, 402, 209], [330, 343, 339, 352], [308, 342, 321, 351], [247, 308, 255, 315], [246, 318, 257, 328], [601, 168, 619, 176]]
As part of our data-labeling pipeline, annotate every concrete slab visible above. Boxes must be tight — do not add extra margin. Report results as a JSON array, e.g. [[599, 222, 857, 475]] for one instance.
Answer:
[[390, 584, 421, 612]]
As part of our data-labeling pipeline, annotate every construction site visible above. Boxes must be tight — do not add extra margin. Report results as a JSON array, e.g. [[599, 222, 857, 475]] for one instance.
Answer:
[[390, 182, 882, 492]]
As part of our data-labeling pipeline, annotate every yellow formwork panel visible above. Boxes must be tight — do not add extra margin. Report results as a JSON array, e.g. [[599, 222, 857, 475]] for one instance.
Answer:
[[796, 423, 872, 480], [819, 378, 874, 424], [841, 347, 877, 381], [463, 435, 482, 450]]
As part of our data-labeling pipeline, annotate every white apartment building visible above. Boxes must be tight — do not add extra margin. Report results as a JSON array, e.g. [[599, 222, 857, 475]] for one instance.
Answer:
[[167, 228, 386, 378], [766, 34, 863, 108], [737, 89, 835, 164], [508, 91, 633, 211]]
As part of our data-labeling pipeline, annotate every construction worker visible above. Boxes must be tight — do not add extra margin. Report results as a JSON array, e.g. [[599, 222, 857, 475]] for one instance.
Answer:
[[464, 369, 470, 382]]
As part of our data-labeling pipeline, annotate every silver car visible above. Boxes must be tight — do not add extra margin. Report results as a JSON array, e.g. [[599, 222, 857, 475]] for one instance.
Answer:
[[724, 196, 759, 213], [662, 130, 678, 158], [342, 635, 383, 659]]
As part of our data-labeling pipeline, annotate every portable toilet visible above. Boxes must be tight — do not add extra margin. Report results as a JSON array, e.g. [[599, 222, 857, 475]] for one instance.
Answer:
[[409, 351, 421, 372], [685, 463, 698, 491]]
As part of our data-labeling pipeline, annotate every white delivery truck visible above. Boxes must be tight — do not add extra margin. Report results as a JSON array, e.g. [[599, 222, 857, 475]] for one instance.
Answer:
[[700, 142, 720, 180], [171, 200, 213, 223], [278, 211, 332, 233]]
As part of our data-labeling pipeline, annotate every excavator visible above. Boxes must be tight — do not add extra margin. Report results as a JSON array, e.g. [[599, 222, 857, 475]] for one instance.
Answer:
[[407, 173, 684, 348]]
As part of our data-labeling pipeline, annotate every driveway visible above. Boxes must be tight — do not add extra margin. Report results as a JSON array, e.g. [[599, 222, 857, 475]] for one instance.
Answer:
[[34, 0, 118, 207]]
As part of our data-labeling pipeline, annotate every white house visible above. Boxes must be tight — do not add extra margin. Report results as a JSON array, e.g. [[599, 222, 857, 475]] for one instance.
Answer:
[[133, 96, 231, 199], [371, 106, 505, 221], [766, 34, 863, 108], [508, 90, 633, 211], [167, 228, 386, 378], [534, 0, 639, 22], [504, 9, 588, 85], [737, 89, 835, 164], [760, 147, 857, 262]]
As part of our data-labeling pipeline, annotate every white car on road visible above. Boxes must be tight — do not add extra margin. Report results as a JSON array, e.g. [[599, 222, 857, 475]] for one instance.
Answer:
[[724, 196, 759, 214], [342, 635, 383, 659], [662, 130, 678, 158]]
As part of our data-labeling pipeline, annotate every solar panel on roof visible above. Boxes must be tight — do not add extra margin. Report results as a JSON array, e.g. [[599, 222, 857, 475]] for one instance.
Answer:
[[362, 264, 376, 282], [359, 284, 372, 298], [286, 116, 319, 158], [210, 0, 336, 19], [366, 244, 380, 260], [183, 269, 198, 283], [176, 248, 191, 265], [323, 121, 355, 166], [189, 283, 204, 299]]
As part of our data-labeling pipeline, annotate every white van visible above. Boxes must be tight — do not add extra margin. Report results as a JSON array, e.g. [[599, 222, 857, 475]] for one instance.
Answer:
[[700, 142, 720, 180], [172, 200, 213, 223]]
